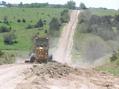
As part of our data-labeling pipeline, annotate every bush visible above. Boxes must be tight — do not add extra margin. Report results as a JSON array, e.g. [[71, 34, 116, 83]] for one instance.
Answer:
[[17, 19, 21, 23], [3, 32, 17, 45], [44, 30, 47, 33], [35, 19, 44, 28], [60, 9, 70, 23], [110, 50, 119, 62], [22, 18, 26, 23], [26, 24, 33, 29], [3, 16, 9, 24], [49, 17, 61, 37], [0, 50, 4, 57], [110, 52, 118, 62], [0, 53, 15, 65], [49, 17, 61, 31], [0, 26, 11, 33]]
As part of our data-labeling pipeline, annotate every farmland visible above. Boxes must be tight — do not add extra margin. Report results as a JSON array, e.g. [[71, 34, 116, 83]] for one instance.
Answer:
[[0, 8, 64, 51]]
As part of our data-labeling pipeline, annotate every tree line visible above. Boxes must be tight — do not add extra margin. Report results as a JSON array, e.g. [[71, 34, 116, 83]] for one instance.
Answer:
[[0, 0, 87, 10]]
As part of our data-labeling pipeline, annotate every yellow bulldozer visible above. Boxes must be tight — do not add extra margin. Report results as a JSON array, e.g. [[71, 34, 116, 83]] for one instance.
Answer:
[[25, 35, 52, 63]]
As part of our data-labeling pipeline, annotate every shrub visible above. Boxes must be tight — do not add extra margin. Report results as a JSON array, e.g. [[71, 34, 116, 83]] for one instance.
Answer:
[[0, 26, 11, 33], [17, 19, 21, 23], [110, 50, 119, 62], [60, 9, 70, 23], [0, 53, 15, 65], [0, 50, 4, 57], [49, 17, 61, 31], [22, 18, 26, 23], [35, 19, 44, 28], [26, 24, 33, 29], [49, 17, 61, 37], [110, 52, 118, 62], [44, 30, 47, 33], [3, 16, 9, 24], [3, 32, 17, 45]]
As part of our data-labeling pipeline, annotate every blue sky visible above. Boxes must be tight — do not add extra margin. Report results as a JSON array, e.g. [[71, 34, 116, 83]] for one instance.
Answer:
[[1, 0, 119, 10]]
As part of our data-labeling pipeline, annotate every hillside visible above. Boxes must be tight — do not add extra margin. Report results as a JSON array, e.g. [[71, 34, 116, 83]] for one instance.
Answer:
[[72, 8, 119, 75], [0, 8, 64, 51]]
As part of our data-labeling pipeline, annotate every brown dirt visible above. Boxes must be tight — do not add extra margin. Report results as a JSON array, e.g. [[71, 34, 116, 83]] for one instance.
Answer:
[[16, 62, 119, 89], [0, 64, 32, 89]]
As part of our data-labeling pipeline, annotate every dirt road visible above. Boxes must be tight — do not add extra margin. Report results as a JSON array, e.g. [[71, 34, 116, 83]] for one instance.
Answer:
[[0, 64, 31, 89], [53, 10, 79, 64]]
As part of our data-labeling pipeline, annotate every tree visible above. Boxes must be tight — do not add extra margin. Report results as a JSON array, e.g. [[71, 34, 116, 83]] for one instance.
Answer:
[[66, 0, 76, 9], [60, 9, 70, 23], [35, 19, 44, 28], [49, 17, 61, 37], [19, 2, 23, 7], [49, 17, 60, 31], [80, 3, 87, 9], [1, 1, 6, 5]]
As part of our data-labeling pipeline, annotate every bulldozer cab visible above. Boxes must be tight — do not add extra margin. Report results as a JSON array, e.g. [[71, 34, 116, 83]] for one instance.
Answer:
[[34, 37, 49, 49]]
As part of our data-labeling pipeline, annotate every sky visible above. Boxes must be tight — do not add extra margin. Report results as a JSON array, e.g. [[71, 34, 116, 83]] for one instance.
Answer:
[[0, 0, 119, 10]]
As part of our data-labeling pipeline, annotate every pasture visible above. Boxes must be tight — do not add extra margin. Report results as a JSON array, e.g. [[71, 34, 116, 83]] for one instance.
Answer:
[[0, 8, 64, 51]]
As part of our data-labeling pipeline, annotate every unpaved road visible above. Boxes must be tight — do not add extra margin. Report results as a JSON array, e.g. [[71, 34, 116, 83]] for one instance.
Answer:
[[53, 10, 79, 64], [0, 64, 31, 89], [0, 10, 119, 89]]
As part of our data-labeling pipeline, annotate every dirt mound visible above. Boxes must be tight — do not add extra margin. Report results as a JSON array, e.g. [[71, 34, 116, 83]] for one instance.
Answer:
[[16, 62, 119, 89], [28, 62, 79, 78]]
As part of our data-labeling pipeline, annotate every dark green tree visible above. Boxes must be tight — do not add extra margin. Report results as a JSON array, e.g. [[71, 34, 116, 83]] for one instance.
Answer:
[[35, 19, 44, 28], [80, 3, 87, 9], [60, 9, 70, 23], [2, 1, 6, 5], [66, 0, 76, 9], [49, 17, 60, 31]]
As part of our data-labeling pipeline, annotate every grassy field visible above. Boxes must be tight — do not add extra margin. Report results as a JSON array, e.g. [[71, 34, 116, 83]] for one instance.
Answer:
[[88, 8, 119, 16], [0, 8, 64, 51]]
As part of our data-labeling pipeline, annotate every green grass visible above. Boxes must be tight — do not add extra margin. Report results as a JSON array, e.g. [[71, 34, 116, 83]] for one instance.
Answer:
[[88, 8, 119, 16], [0, 51, 16, 65], [0, 7, 64, 51], [96, 51, 119, 76], [96, 63, 119, 76]]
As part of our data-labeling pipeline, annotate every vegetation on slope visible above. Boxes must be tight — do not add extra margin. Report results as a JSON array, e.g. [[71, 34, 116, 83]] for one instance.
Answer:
[[0, 8, 67, 50], [72, 8, 119, 75], [73, 9, 119, 65], [0, 7, 70, 64], [96, 50, 119, 76], [0, 50, 15, 65]]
